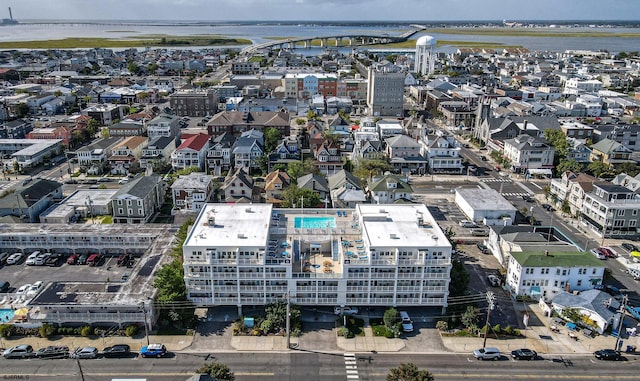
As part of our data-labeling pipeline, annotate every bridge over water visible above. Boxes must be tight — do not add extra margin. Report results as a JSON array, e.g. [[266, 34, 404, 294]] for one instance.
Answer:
[[241, 24, 426, 55]]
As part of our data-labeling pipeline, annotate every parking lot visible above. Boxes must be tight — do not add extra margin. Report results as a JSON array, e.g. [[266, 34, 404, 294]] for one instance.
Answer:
[[0, 254, 134, 296]]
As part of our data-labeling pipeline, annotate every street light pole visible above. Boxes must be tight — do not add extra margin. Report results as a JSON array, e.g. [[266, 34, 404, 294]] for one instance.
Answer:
[[140, 302, 150, 346], [482, 291, 496, 348], [615, 295, 628, 352], [285, 291, 291, 349]]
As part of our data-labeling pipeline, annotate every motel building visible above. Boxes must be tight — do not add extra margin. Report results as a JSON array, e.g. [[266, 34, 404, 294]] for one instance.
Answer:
[[182, 203, 452, 315]]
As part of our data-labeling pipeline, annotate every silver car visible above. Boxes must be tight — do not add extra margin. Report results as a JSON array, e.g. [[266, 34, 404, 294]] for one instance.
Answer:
[[473, 347, 501, 360]]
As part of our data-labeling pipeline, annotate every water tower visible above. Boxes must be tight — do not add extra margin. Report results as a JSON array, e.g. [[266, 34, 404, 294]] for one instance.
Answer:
[[415, 35, 437, 76]]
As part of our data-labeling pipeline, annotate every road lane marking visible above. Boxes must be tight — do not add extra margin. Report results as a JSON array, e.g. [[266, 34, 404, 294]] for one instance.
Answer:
[[344, 353, 359, 380]]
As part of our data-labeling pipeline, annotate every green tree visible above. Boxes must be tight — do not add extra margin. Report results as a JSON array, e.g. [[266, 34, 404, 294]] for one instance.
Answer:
[[562, 307, 582, 323], [100, 127, 110, 139], [39, 323, 55, 338], [383, 307, 399, 330], [556, 159, 584, 175], [449, 259, 469, 297], [15, 103, 29, 118], [306, 110, 318, 120], [461, 305, 480, 330], [254, 154, 269, 175], [561, 199, 571, 216], [263, 301, 301, 334], [444, 227, 457, 252], [196, 362, 235, 381], [615, 162, 640, 177], [295, 118, 306, 126], [386, 363, 434, 381], [127, 60, 139, 75], [286, 159, 319, 182], [587, 160, 609, 178], [264, 127, 281, 153], [353, 158, 392, 182], [281, 185, 321, 208]]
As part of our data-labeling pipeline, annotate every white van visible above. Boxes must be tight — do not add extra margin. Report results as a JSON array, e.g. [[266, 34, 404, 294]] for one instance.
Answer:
[[399, 311, 414, 332]]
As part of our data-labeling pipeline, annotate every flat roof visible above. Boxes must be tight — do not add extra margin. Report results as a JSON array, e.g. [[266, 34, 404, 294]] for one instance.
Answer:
[[456, 188, 517, 212], [511, 251, 605, 268], [357, 204, 450, 249], [185, 204, 273, 248]]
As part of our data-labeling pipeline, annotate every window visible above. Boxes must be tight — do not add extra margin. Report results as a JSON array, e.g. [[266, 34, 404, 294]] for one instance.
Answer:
[[633, 209, 638, 216], [577, 280, 582, 287], [617, 210, 625, 217], [631, 220, 637, 227]]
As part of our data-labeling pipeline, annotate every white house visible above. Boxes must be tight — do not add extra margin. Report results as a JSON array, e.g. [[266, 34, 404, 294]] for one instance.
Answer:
[[549, 290, 619, 334]]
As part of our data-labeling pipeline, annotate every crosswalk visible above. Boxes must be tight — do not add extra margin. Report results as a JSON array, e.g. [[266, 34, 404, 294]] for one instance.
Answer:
[[480, 177, 513, 183], [344, 353, 359, 380], [501, 192, 534, 198], [0, 179, 18, 191]]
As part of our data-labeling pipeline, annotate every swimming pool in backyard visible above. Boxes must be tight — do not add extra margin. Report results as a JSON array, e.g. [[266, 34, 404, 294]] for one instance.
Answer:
[[294, 216, 336, 229]]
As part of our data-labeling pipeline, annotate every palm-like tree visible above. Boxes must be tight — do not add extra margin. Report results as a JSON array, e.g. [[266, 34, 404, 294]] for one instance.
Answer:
[[386, 363, 434, 381]]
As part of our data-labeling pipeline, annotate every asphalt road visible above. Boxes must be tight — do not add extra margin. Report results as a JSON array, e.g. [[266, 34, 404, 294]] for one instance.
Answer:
[[0, 352, 637, 381]]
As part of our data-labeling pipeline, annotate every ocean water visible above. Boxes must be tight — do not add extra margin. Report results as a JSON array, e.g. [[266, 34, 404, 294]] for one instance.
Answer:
[[0, 21, 639, 53]]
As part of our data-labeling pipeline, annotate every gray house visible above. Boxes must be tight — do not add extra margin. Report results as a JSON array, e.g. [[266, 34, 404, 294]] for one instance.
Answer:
[[0, 179, 63, 222], [111, 175, 165, 224]]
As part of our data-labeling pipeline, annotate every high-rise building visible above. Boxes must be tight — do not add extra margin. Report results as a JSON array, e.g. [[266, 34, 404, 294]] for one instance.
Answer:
[[366, 63, 405, 117]]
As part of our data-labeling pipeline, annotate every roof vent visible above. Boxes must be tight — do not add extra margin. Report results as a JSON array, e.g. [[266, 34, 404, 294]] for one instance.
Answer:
[[208, 217, 216, 227], [237, 233, 247, 239], [389, 233, 399, 239]]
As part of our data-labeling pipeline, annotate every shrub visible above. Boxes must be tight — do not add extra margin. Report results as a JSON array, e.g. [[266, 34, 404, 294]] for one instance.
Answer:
[[492, 324, 501, 334], [0, 324, 14, 338], [39, 323, 55, 338], [80, 326, 93, 337], [125, 324, 139, 337], [337, 327, 349, 337], [435, 321, 448, 331], [503, 325, 514, 335]]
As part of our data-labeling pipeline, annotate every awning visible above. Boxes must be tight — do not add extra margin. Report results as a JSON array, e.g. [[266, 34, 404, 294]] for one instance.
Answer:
[[526, 169, 552, 175], [310, 243, 321, 249]]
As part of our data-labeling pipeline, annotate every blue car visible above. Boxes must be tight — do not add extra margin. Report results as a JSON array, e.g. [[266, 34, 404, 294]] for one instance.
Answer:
[[140, 343, 167, 358]]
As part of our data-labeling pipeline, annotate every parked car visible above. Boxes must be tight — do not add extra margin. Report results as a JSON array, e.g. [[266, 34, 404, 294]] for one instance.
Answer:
[[541, 204, 555, 212], [102, 344, 131, 358], [334, 306, 359, 315], [98, 177, 113, 182], [34, 252, 51, 266], [69, 346, 98, 359], [522, 195, 535, 203], [0, 281, 9, 293], [594, 349, 621, 361], [117, 254, 132, 267], [0, 251, 9, 265], [476, 243, 489, 254], [3, 345, 34, 359], [599, 247, 617, 258], [66, 253, 79, 265], [45, 253, 64, 267], [16, 284, 31, 296], [399, 311, 414, 332], [459, 220, 478, 228], [25, 251, 41, 266], [487, 274, 501, 287], [470, 229, 489, 237], [622, 243, 638, 252], [140, 343, 167, 358], [78, 253, 88, 265], [473, 347, 501, 360], [6, 252, 24, 265], [590, 248, 606, 260], [511, 348, 537, 360], [118, 178, 129, 185], [35, 345, 69, 359], [26, 281, 44, 297], [86, 253, 101, 266]]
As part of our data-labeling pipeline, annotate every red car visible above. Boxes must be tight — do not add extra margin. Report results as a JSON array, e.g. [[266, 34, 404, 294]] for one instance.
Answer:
[[598, 247, 616, 258], [66, 254, 79, 265]]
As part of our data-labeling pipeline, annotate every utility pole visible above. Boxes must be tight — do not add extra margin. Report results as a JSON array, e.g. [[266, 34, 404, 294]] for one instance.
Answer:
[[285, 290, 291, 349], [141, 301, 150, 346], [482, 291, 496, 348], [615, 294, 628, 352]]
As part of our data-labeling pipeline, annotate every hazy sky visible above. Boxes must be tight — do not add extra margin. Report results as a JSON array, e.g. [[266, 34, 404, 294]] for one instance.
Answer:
[[6, 0, 640, 21]]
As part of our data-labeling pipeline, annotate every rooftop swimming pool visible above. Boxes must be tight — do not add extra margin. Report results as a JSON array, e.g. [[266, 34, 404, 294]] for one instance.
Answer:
[[294, 216, 336, 229]]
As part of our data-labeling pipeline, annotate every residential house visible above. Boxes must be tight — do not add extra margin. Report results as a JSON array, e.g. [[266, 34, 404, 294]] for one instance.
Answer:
[[549, 290, 619, 334], [313, 138, 343, 176], [82, 104, 124, 126], [473, 115, 561, 152], [506, 250, 605, 301], [549, 172, 597, 217], [76, 137, 122, 175], [268, 136, 301, 172], [297, 173, 330, 206], [220, 168, 256, 203], [0, 119, 33, 139], [368, 174, 413, 204], [503, 134, 555, 175], [328, 170, 366, 208], [232, 130, 264, 174], [139, 136, 176, 169], [168, 89, 218, 117], [612, 172, 640, 193], [206, 132, 236, 176], [171, 172, 214, 213], [147, 114, 180, 140], [589, 138, 633, 167], [108, 136, 148, 175], [171, 133, 210, 172], [566, 137, 592, 164], [0, 179, 63, 223], [580, 182, 640, 240], [357, 140, 384, 160], [111, 175, 165, 224], [421, 134, 464, 174], [207, 110, 290, 137], [262, 170, 291, 205], [385, 134, 427, 175]]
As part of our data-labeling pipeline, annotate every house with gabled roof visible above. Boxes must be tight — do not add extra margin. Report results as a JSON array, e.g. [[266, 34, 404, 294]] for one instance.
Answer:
[[422, 134, 463, 174], [139, 136, 176, 169], [220, 168, 257, 203], [357, 139, 384, 160], [111, 174, 164, 224], [171, 133, 210, 171], [207, 110, 290, 137], [589, 138, 633, 167], [549, 171, 597, 217], [206, 132, 236, 176], [313, 138, 343, 175], [367, 173, 413, 204], [262, 169, 291, 205], [108, 136, 148, 175], [298, 173, 330, 204], [268, 136, 301, 172], [232, 132, 264, 174], [171, 172, 214, 213], [147, 113, 180, 140], [76, 137, 122, 175], [0, 179, 63, 223], [385, 134, 427, 175]]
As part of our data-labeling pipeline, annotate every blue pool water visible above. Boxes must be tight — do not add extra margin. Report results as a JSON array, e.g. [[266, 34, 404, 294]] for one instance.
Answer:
[[0, 308, 14, 322], [294, 216, 336, 229]]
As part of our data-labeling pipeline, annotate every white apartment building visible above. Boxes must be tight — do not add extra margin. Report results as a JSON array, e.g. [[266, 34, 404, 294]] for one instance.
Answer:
[[503, 134, 555, 174], [182, 203, 452, 315], [580, 183, 640, 240], [506, 250, 605, 301]]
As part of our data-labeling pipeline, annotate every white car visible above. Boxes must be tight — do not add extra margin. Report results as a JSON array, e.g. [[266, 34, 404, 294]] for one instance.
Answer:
[[6, 252, 24, 265], [459, 220, 478, 228], [399, 311, 414, 332], [16, 284, 31, 296], [334, 306, 359, 315], [26, 281, 43, 297], [25, 251, 40, 266]]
